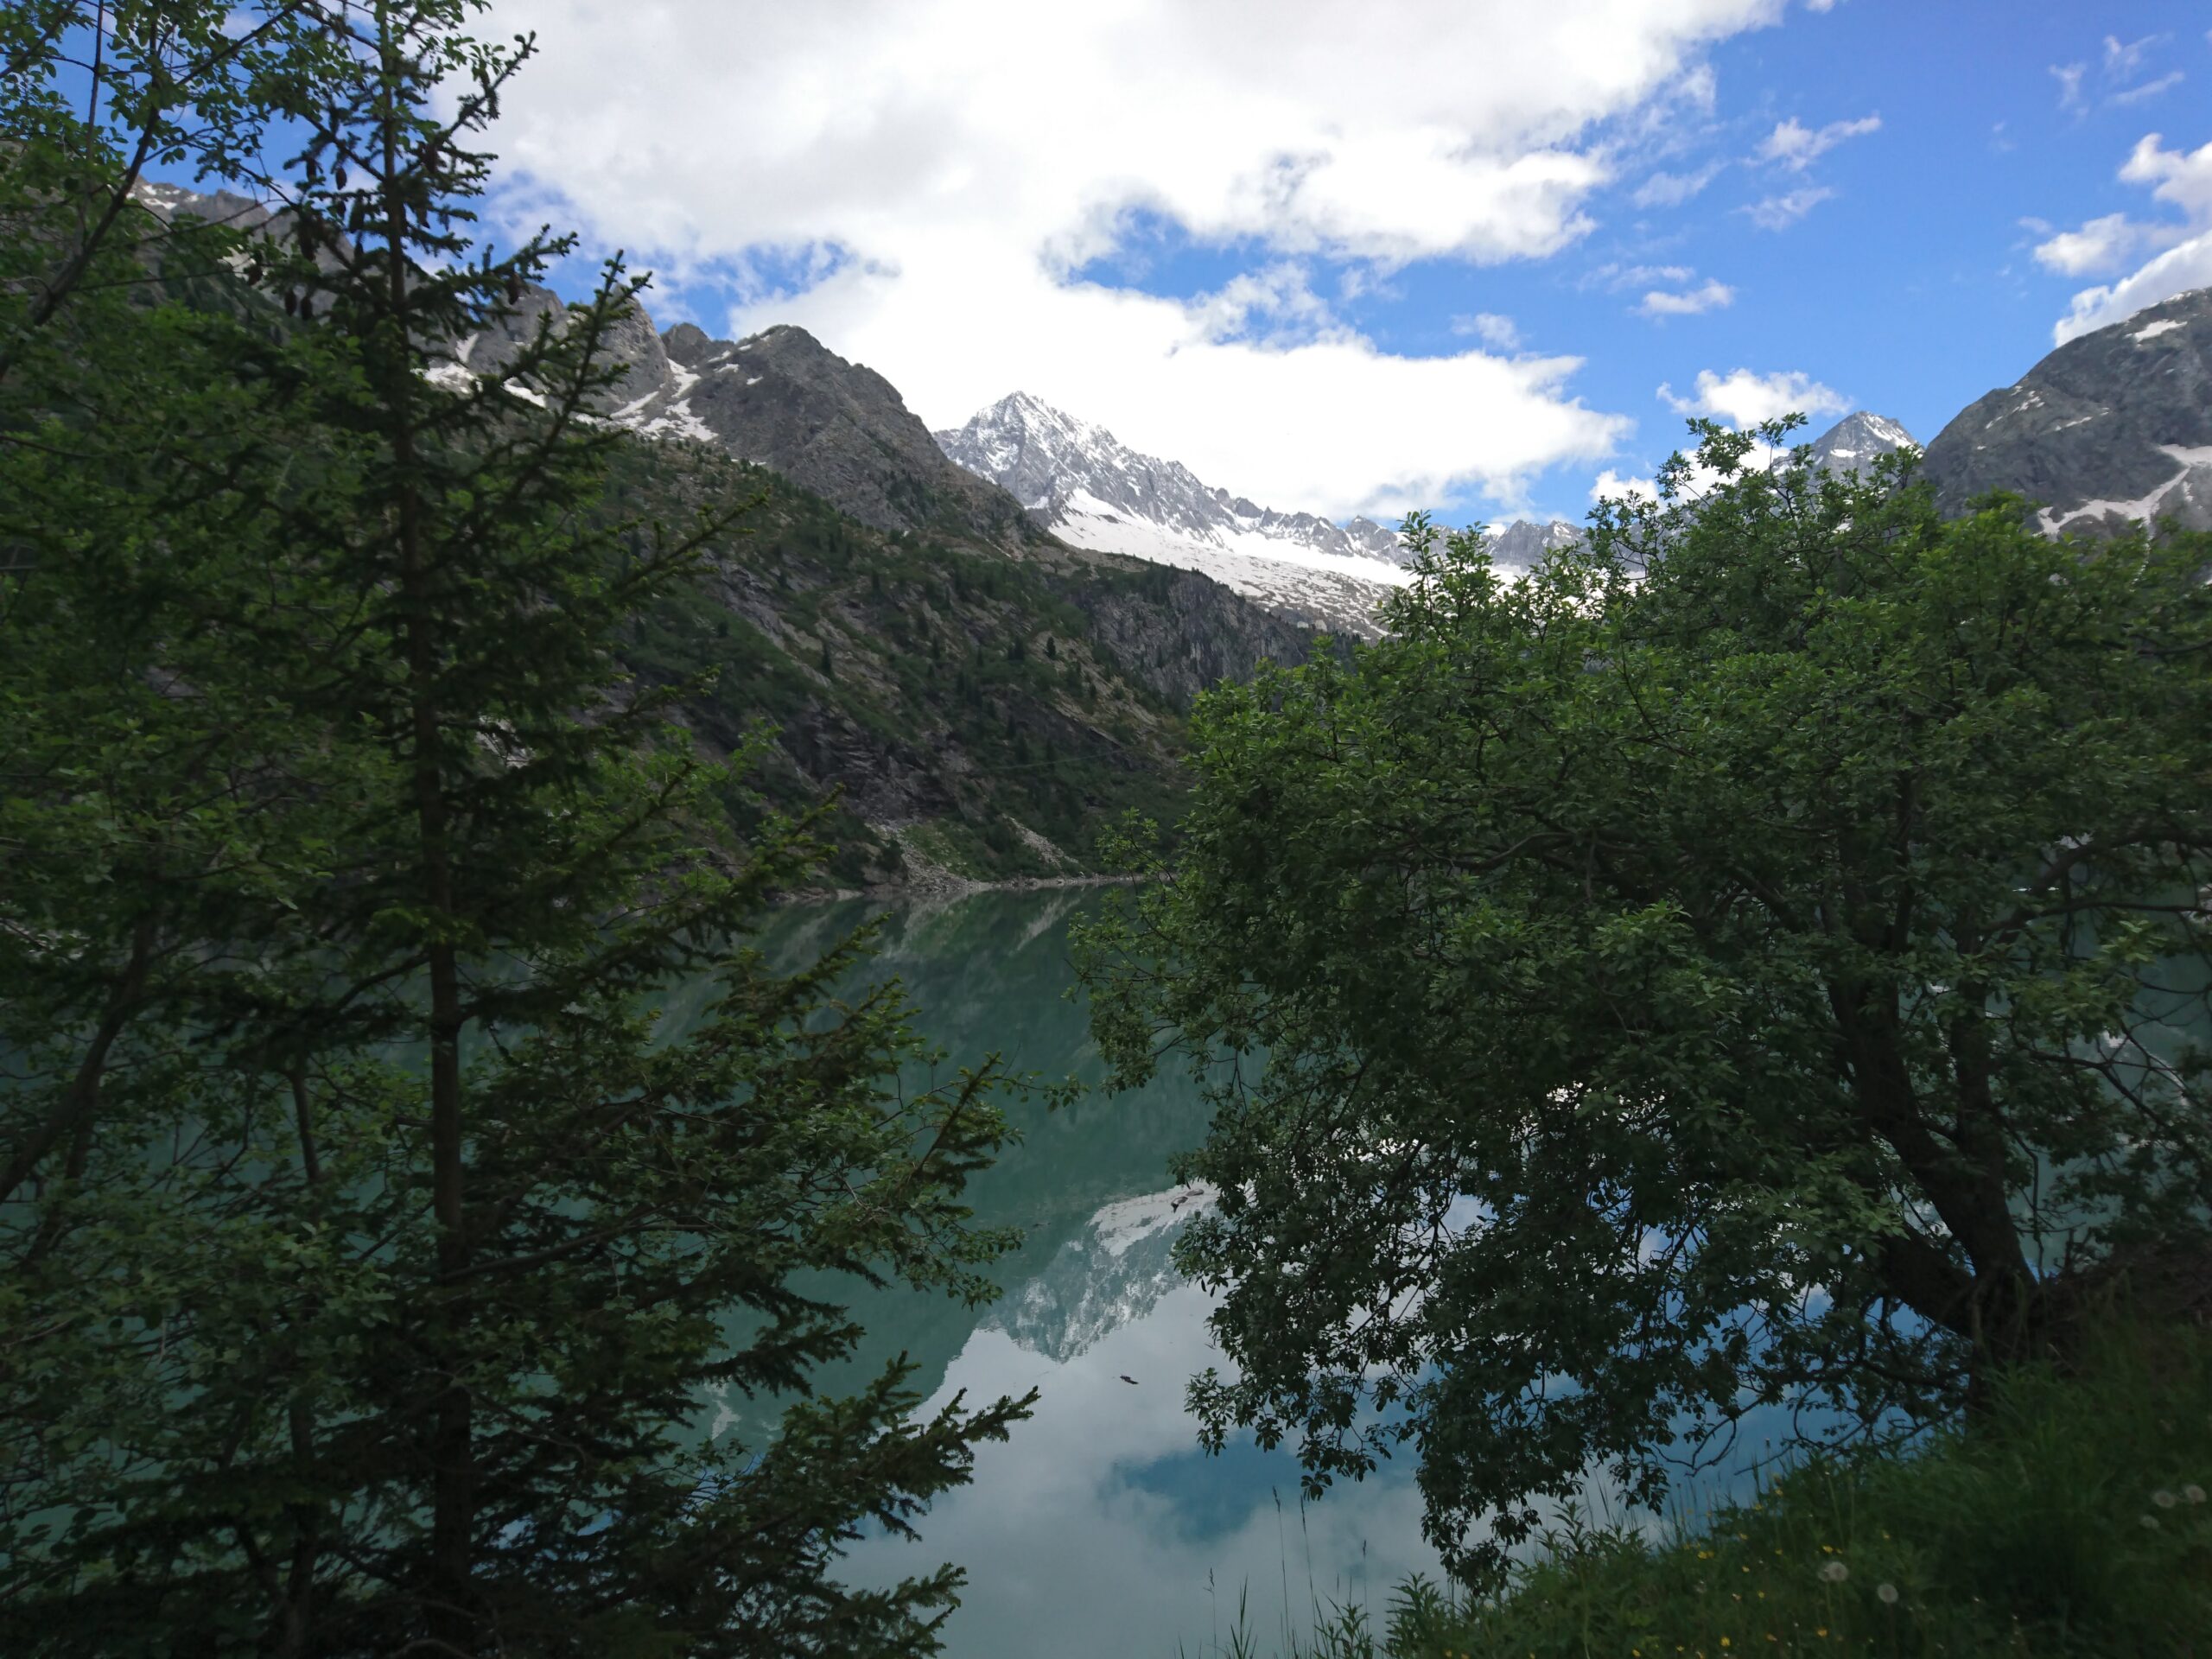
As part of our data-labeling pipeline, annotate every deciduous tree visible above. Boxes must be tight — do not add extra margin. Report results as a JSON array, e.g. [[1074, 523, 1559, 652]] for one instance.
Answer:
[[1081, 423, 2212, 1580]]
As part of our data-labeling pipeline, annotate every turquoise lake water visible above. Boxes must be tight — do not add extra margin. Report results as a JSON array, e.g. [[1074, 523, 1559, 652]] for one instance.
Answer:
[[730, 888, 1813, 1658], [730, 888, 1441, 1658]]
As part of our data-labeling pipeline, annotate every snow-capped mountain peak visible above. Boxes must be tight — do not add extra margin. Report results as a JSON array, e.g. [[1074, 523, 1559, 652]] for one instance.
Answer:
[[1804, 410, 1918, 475], [937, 392, 1414, 635]]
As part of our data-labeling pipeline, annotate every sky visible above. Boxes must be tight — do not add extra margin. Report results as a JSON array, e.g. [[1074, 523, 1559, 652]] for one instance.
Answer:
[[464, 0, 2212, 528]]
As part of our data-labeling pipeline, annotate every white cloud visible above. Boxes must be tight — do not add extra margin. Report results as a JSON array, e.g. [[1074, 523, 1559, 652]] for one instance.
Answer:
[[2111, 69, 2184, 106], [1586, 261, 1697, 290], [1742, 186, 1834, 229], [2055, 230, 2212, 343], [2051, 62, 2087, 112], [2032, 211, 2178, 276], [1659, 367, 1850, 426], [1638, 278, 1736, 316], [1631, 162, 1725, 207], [2123, 131, 2212, 219], [472, 0, 1789, 516], [1757, 112, 1880, 170], [1454, 311, 1524, 348], [2046, 133, 2212, 341], [1591, 467, 1662, 503]]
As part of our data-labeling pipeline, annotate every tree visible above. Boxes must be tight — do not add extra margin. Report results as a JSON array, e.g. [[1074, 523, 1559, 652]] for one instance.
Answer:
[[1078, 422, 2212, 1581], [3, 3, 1029, 1650]]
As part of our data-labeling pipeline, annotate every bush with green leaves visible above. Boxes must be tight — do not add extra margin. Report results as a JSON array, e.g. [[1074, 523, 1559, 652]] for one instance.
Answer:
[[1290, 1323, 2212, 1658]]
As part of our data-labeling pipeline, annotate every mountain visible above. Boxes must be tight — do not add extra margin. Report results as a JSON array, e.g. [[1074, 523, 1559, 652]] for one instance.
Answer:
[[1803, 410, 1917, 476], [986, 1185, 1211, 1363], [455, 295, 1047, 550], [579, 324, 1312, 887], [1922, 287, 2212, 537], [127, 181, 1319, 889], [1484, 519, 1582, 564], [936, 392, 1408, 637], [616, 322, 1048, 550]]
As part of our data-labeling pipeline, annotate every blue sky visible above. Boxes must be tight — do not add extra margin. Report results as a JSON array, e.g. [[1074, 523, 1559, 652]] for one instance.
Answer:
[[1026, 2, 2212, 522], [157, 1, 2212, 531]]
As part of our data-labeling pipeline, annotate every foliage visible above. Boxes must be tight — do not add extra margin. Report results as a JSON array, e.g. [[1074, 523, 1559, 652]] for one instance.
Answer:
[[3, 3, 1029, 1651], [1218, 1322, 2212, 1659], [1080, 420, 2212, 1580]]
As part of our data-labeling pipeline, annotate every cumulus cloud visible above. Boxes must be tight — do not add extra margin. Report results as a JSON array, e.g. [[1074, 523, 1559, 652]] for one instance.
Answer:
[[2046, 133, 2212, 341], [2032, 211, 2179, 276], [2051, 62, 2088, 112], [1590, 467, 1662, 504], [1742, 186, 1834, 229], [470, 0, 1789, 516], [1638, 277, 1736, 315], [1659, 367, 1850, 426], [2056, 231, 2212, 342], [2124, 130, 2212, 219], [1757, 112, 1880, 170]]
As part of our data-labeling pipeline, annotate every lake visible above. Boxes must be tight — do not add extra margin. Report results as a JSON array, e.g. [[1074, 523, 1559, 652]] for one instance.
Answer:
[[734, 888, 1790, 1659], [720, 887, 1435, 1658]]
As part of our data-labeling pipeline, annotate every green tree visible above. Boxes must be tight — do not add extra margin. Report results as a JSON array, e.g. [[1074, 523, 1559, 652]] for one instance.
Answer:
[[3, 3, 1029, 1650], [1079, 423, 2212, 1580]]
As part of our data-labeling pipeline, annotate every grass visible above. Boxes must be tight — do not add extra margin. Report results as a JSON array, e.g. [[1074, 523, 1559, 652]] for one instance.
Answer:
[[1198, 1324, 2212, 1659]]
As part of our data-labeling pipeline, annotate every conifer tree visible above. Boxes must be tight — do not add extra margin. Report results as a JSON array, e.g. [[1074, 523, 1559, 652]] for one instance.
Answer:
[[3, 4, 1031, 1650]]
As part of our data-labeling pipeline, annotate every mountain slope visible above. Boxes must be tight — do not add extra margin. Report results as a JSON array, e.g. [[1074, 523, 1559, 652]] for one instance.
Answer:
[[936, 392, 1408, 637], [1922, 287, 2212, 536], [620, 323, 1046, 549], [129, 181, 1320, 888], [609, 442, 1237, 888]]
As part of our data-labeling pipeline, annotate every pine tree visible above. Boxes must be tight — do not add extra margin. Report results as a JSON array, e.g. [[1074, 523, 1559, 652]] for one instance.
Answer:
[[3, 4, 1031, 1650]]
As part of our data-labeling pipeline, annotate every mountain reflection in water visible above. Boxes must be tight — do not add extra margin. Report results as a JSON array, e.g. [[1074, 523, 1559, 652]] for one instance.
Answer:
[[708, 890, 1437, 1657], [720, 890, 1794, 1658]]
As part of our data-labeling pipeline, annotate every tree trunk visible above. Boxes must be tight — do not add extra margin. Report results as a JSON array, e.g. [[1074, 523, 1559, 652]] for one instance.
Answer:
[[375, 26, 474, 1640]]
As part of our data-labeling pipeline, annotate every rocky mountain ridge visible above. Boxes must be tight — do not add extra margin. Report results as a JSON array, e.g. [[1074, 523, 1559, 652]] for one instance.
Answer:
[[127, 178, 1319, 888], [934, 391, 1411, 637], [1922, 286, 2212, 537], [938, 392, 1405, 563], [933, 396, 1937, 627]]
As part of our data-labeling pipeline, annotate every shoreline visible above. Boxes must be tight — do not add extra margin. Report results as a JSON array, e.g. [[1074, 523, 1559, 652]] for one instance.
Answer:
[[786, 870, 1143, 906]]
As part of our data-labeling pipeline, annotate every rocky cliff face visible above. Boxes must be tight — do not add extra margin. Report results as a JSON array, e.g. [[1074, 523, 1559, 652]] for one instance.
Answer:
[[1922, 287, 2212, 536], [938, 391, 1403, 563], [1061, 563, 1319, 709], [618, 321, 1044, 549], [1484, 519, 1582, 565]]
